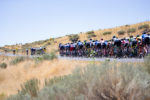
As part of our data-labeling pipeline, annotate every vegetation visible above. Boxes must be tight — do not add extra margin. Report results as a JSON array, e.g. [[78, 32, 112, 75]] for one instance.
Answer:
[[125, 24, 130, 27], [118, 30, 125, 35], [10, 56, 25, 65], [34, 52, 57, 63], [16, 78, 40, 100], [127, 28, 136, 33], [144, 54, 150, 74], [6, 58, 150, 100], [0, 93, 6, 100], [42, 52, 57, 60], [0, 62, 7, 69], [138, 24, 149, 30], [86, 31, 96, 38], [103, 31, 112, 35], [68, 34, 79, 42]]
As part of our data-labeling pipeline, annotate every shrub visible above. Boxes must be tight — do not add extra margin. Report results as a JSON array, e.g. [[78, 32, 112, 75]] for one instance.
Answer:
[[127, 28, 136, 33], [125, 24, 130, 27], [118, 30, 125, 35], [0, 93, 6, 100], [0, 63, 7, 69], [86, 31, 96, 39], [42, 52, 57, 60], [138, 24, 149, 30], [49, 38, 54, 41], [144, 54, 150, 74], [86, 30, 94, 35], [68, 34, 79, 42], [7, 61, 150, 100], [33, 52, 57, 63], [20, 78, 40, 97], [103, 31, 112, 35], [10, 56, 25, 65]]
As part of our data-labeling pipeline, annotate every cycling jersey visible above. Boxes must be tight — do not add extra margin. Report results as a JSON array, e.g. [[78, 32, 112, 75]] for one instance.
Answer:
[[142, 34, 148, 39]]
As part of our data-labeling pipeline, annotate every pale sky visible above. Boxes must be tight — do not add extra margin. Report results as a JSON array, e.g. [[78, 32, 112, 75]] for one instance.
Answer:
[[0, 0, 150, 46]]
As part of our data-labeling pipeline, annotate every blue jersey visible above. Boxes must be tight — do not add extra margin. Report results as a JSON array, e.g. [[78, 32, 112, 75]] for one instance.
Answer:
[[78, 42, 83, 46], [142, 34, 148, 39], [95, 41, 100, 45]]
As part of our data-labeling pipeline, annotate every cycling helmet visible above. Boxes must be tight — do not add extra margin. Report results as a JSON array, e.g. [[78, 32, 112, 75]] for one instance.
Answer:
[[113, 36, 116, 38]]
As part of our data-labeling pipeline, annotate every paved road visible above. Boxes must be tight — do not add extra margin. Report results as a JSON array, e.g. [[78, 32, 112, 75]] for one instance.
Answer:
[[0, 52, 144, 62], [58, 56, 144, 62], [0, 52, 39, 58]]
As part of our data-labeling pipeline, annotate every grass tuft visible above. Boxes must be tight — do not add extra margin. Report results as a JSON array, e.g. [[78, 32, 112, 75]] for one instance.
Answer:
[[68, 34, 79, 42], [19, 78, 40, 98], [10, 56, 25, 65], [86, 31, 96, 39], [0, 63, 7, 69], [118, 30, 126, 35], [103, 31, 112, 35], [33, 52, 57, 63], [138, 24, 149, 30], [127, 28, 136, 33], [144, 54, 150, 74]]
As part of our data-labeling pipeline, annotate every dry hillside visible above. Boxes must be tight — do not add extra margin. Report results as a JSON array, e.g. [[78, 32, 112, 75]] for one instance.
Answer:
[[1, 21, 150, 54]]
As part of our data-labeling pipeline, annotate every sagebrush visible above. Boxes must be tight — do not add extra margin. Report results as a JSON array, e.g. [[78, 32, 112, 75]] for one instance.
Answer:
[[68, 34, 79, 42], [10, 56, 25, 65], [0, 62, 7, 69], [6, 59, 150, 100], [118, 30, 125, 35], [86, 31, 96, 39], [127, 28, 136, 33], [103, 31, 112, 35], [33, 52, 57, 63], [138, 24, 149, 29]]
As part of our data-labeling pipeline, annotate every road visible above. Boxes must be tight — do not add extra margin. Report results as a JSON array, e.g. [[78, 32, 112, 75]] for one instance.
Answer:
[[58, 56, 144, 62], [0, 52, 144, 62]]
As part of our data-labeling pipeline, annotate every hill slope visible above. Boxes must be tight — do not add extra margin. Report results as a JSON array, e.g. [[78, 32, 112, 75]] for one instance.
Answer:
[[1, 21, 150, 53]]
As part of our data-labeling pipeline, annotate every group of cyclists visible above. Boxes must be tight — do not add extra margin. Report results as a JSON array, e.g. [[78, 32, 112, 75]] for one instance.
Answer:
[[59, 32, 150, 58]]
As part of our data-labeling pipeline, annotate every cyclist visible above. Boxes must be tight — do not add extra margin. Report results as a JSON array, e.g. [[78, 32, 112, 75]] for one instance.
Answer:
[[114, 37, 122, 58]]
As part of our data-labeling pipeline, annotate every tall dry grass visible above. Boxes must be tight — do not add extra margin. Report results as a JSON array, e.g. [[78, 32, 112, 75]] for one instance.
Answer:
[[6, 59, 150, 100], [0, 56, 90, 96]]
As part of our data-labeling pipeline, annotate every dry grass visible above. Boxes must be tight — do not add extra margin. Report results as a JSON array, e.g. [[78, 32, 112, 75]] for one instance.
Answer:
[[6, 60, 150, 100], [1, 21, 150, 54], [32, 21, 150, 54], [0, 56, 91, 96]]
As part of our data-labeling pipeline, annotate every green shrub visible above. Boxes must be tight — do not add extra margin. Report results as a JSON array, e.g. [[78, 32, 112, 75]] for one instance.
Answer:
[[20, 78, 39, 98], [144, 54, 150, 74], [68, 34, 79, 42], [103, 31, 112, 35], [49, 38, 54, 41], [86, 31, 96, 39], [125, 24, 130, 27], [0, 63, 7, 69], [33, 52, 57, 63], [7, 61, 150, 100], [7, 79, 39, 100], [33, 56, 43, 63], [118, 30, 125, 35], [10, 56, 25, 65], [138, 24, 149, 30], [127, 28, 136, 33], [42, 52, 57, 60], [86, 30, 94, 35]]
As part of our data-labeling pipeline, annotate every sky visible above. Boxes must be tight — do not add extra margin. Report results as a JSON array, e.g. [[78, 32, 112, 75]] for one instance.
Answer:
[[0, 0, 150, 46]]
